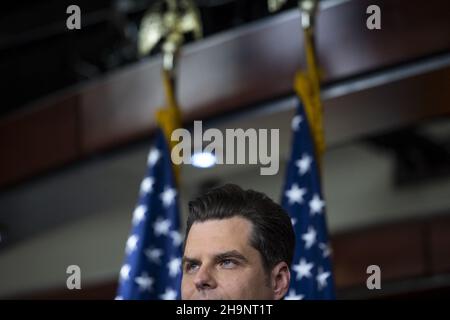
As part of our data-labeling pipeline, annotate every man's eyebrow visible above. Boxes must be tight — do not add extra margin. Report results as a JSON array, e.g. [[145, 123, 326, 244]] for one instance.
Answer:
[[214, 250, 249, 263], [182, 250, 249, 266], [182, 256, 201, 266]]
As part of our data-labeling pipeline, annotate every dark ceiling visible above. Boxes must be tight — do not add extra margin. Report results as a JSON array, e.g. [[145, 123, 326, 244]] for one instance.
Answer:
[[0, 0, 297, 118]]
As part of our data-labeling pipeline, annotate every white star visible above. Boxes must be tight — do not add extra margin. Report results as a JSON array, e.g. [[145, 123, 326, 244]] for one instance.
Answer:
[[160, 287, 177, 300], [292, 258, 314, 280], [284, 289, 304, 300], [126, 234, 139, 254], [135, 272, 154, 292], [140, 177, 155, 194], [170, 230, 183, 247], [295, 154, 312, 175], [167, 257, 182, 278], [317, 267, 331, 290], [147, 148, 161, 166], [153, 218, 171, 236], [132, 205, 146, 225], [309, 194, 325, 215], [291, 218, 297, 226], [160, 187, 177, 208], [285, 184, 307, 205], [291, 115, 303, 131], [302, 226, 317, 249], [145, 247, 163, 264], [319, 243, 332, 258], [120, 264, 131, 281]]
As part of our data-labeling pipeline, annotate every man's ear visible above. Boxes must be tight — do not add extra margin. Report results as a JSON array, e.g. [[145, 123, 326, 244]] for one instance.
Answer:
[[271, 261, 291, 300]]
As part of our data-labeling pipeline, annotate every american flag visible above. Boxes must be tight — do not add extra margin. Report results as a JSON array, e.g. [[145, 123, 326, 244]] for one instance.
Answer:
[[116, 128, 182, 300], [281, 100, 336, 300]]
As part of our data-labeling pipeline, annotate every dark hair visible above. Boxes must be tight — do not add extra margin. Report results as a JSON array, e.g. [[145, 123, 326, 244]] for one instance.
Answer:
[[186, 184, 295, 273]]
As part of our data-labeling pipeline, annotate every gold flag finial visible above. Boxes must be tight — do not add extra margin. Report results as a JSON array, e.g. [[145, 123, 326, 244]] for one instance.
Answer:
[[299, 0, 318, 30], [267, 0, 318, 29], [138, 0, 202, 72]]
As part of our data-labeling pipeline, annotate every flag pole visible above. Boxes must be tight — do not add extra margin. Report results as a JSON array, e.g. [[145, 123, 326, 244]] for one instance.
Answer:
[[268, 0, 325, 169], [138, 0, 203, 186], [295, 0, 325, 167]]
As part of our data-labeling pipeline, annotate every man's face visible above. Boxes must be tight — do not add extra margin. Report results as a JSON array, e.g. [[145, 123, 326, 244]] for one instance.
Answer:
[[181, 217, 275, 300]]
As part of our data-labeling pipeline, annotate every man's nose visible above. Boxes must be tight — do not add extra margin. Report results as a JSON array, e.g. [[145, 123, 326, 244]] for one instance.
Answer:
[[193, 265, 217, 291]]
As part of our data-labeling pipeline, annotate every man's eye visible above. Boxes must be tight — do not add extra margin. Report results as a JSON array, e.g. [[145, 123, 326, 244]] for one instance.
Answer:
[[185, 263, 199, 273], [220, 259, 237, 269]]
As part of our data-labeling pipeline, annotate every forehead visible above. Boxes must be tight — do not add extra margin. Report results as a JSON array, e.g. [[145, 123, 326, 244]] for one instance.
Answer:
[[184, 216, 254, 256]]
